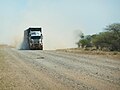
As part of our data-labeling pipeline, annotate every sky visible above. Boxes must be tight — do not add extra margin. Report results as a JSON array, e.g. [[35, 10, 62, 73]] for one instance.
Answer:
[[0, 0, 120, 49]]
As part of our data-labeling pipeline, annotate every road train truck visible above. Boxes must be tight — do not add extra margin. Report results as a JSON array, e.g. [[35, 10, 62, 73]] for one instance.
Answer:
[[23, 27, 43, 50]]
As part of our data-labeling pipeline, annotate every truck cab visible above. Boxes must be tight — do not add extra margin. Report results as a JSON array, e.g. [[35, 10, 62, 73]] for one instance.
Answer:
[[29, 30, 43, 50]]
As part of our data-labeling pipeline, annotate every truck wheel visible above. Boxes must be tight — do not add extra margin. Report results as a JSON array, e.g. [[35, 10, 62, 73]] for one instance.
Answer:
[[40, 45, 43, 50]]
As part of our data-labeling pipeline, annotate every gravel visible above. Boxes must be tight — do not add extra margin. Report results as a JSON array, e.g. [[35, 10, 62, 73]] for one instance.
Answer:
[[0, 47, 120, 90]]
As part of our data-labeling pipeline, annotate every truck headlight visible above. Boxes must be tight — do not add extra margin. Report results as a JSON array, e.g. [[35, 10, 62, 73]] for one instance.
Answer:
[[39, 39, 41, 43], [30, 39, 34, 43]]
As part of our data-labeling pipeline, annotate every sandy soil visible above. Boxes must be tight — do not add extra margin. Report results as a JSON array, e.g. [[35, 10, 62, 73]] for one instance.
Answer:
[[0, 46, 120, 90]]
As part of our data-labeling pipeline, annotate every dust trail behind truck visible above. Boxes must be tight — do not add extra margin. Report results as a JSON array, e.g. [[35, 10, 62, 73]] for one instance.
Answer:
[[21, 27, 43, 50]]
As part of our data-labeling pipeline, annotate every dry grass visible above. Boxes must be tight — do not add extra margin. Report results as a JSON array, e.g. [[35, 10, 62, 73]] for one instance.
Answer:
[[56, 48, 120, 60], [0, 44, 8, 48], [0, 44, 15, 48]]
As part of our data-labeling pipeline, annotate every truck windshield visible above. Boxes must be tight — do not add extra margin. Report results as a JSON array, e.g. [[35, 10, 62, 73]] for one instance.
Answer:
[[31, 36, 40, 39]]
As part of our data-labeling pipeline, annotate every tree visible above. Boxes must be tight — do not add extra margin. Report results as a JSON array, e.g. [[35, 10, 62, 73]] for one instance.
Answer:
[[76, 23, 120, 51], [105, 23, 120, 51], [92, 32, 112, 50], [76, 34, 92, 48], [105, 23, 120, 33], [79, 39, 89, 48], [76, 32, 84, 48]]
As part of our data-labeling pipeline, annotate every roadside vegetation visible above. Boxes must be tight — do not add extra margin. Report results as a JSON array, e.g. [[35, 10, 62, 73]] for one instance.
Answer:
[[76, 23, 120, 51]]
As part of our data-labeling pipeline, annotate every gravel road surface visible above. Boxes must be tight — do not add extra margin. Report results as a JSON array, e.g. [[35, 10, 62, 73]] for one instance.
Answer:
[[0, 47, 120, 90]]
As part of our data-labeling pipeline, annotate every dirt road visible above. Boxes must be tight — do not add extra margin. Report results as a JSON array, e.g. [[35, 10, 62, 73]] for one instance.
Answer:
[[0, 46, 120, 90]]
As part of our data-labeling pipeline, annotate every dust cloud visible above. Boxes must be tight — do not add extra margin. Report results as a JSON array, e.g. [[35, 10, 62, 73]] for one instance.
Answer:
[[0, 10, 81, 50], [0, 26, 81, 50], [0, 1, 84, 50], [10, 34, 23, 49]]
